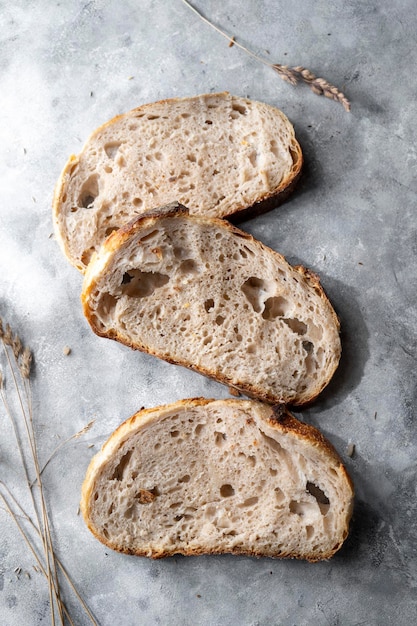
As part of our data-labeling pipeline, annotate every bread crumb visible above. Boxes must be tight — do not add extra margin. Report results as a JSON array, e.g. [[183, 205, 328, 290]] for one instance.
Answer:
[[63, 346, 71, 356], [346, 442, 355, 458], [228, 386, 241, 397]]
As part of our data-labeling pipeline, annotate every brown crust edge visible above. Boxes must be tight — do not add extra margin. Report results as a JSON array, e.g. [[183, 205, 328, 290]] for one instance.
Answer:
[[81, 210, 340, 407], [52, 92, 303, 273], [80, 399, 354, 562]]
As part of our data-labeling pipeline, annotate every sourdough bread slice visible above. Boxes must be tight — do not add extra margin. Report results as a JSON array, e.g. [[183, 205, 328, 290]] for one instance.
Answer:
[[81, 398, 353, 561], [81, 204, 341, 406], [53, 92, 302, 271]]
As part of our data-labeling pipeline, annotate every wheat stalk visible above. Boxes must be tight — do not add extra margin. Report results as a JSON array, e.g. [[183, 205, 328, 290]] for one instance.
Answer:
[[0, 317, 97, 625], [180, 0, 350, 112], [0, 482, 97, 625]]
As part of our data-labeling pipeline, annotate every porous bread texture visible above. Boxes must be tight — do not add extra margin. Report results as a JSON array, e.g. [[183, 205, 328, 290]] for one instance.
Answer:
[[81, 399, 354, 561], [82, 206, 341, 406], [53, 92, 302, 271]]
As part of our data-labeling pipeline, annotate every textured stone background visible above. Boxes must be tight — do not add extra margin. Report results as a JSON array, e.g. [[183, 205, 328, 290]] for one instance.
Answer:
[[0, 1, 416, 624]]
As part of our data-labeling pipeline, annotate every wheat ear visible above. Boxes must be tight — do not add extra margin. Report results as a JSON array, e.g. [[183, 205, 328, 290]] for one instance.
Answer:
[[180, 0, 350, 112]]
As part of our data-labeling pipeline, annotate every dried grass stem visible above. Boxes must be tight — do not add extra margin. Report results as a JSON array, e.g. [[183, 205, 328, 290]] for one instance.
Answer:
[[0, 318, 96, 625], [180, 0, 350, 111]]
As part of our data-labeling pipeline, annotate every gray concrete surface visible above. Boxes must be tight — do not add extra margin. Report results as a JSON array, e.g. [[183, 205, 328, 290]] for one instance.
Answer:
[[0, 0, 416, 624]]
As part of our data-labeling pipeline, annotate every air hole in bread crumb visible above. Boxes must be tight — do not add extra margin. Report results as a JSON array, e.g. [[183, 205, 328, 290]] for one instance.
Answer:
[[194, 424, 205, 436], [105, 226, 118, 237], [289, 500, 318, 516], [302, 341, 314, 354], [178, 259, 200, 274], [262, 296, 290, 320], [248, 151, 258, 167], [241, 277, 271, 313], [124, 506, 134, 519], [220, 484, 235, 497], [178, 474, 190, 483], [274, 487, 285, 503], [170, 430, 180, 438], [97, 292, 117, 317], [111, 449, 133, 481], [283, 318, 307, 335], [104, 142, 121, 159], [215, 315, 225, 326], [214, 431, 227, 446], [306, 482, 330, 515], [140, 229, 159, 243], [120, 270, 169, 298], [239, 496, 258, 508], [79, 174, 99, 209], [204, 299, 214, 313], [306, 525, 315, 540], [232, 102, 247, 115]]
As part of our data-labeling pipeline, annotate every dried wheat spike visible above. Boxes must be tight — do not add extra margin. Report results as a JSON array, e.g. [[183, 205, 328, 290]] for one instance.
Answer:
[[180, 1, 350, 111], [272, 63, 350, 112], [4, 324, 13, 346], [20, 347, 32, 379], [272, 64, 298, 86], [12, 334, 22, 360]]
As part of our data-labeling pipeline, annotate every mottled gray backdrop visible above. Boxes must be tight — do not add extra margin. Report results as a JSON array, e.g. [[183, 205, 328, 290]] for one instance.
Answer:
[[0, 1, 416, 624]]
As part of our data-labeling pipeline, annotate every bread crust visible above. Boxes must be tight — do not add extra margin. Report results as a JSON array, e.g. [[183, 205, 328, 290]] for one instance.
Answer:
[[81, 399, 353, 562], [52, 92, 302, 272], [82, 207, 340, 407]]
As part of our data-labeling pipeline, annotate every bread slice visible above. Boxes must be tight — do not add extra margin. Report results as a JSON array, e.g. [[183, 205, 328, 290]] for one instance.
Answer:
[[53, 92, 302, 272], [81, 398, 353, 561], [81, 204, 341, 406]]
